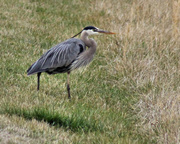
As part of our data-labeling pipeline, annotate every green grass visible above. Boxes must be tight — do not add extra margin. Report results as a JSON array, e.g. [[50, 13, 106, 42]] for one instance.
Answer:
[[0, 0, 179, 143], [1, 105, 103, 132]]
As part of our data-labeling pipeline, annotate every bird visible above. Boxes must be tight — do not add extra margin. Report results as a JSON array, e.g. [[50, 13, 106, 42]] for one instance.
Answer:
[[27, 26, 115, 99]]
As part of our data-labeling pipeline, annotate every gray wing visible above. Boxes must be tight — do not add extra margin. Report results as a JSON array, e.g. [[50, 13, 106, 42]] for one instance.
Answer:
[[27, 38, 85, 75]]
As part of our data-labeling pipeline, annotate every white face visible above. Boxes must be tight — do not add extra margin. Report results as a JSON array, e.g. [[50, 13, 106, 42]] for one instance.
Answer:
[[84, 27, 99, 35]]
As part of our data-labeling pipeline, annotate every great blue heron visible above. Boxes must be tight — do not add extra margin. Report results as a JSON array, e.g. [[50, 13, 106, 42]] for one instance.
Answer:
[[27, 26, 115, 99]]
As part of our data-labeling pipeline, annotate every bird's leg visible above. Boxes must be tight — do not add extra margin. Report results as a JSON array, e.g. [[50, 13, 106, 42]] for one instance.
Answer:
[[37, 72, 41, 91], [67, 72, 71, 99]]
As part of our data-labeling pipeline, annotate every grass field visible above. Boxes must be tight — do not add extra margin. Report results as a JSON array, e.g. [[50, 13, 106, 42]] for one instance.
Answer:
[[0, 0, 180, 143]]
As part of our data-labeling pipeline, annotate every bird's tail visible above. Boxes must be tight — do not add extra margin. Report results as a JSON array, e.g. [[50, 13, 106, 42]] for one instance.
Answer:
[[27, 61, 41, 75]]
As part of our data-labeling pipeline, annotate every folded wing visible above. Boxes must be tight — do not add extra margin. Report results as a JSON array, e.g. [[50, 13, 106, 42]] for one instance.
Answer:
[[27, 38, 85, 75]]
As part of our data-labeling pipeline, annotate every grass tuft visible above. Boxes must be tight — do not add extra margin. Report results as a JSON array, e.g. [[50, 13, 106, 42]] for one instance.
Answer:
[[2, 105, 103, 133]]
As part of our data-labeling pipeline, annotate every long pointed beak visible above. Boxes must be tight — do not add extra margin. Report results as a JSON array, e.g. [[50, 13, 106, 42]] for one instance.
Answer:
[[97, 29, 116, 34]]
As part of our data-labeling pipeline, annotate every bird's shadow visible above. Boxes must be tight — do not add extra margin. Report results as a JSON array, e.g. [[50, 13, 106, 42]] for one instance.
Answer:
[[4, 106, 103, 133]]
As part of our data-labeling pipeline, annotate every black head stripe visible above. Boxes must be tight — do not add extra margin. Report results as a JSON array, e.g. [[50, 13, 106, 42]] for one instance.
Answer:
[[83, 26, 97, 30], [72, 26, 97, 38]]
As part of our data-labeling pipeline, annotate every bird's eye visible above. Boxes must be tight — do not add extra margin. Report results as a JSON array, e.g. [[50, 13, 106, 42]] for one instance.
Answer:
[[93, 29, 97, 32]]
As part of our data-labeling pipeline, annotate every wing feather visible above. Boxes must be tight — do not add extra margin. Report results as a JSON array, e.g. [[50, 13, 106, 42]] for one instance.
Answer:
[[27, 38, 85, 75]]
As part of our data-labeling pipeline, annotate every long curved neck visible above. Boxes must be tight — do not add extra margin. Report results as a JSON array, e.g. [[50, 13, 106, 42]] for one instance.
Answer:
[[71, 31, 97, 70], [80, 31, 97, 54]]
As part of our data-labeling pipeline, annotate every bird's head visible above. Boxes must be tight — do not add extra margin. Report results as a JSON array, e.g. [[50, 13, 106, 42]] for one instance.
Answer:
[[72, 26, 115, 38]]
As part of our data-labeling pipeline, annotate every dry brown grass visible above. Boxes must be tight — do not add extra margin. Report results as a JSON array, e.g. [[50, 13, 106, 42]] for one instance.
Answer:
[[94, 0, 180, 143], [0, 114, 71, 143]]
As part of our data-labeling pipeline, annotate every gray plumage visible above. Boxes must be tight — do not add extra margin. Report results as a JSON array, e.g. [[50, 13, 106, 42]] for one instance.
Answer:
[[27, 38, 86, 75], [27, 26, 115, 99]]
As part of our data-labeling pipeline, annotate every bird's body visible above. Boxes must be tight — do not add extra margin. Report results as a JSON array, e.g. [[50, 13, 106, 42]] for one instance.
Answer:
[[27, 38, 87, 75], [27, 26, 115, 99]]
